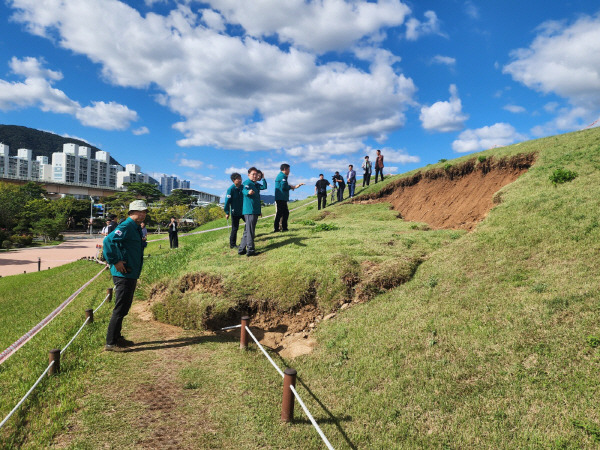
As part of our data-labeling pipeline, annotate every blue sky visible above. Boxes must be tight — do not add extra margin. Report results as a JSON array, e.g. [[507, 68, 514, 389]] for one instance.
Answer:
[[1, 0, 599, 200]]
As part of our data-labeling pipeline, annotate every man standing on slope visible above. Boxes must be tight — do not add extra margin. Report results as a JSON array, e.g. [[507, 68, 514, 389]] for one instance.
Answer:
[[239, 167, 262, 257], [374, 149, 385, 183], [103, 200, 148, 352], [224, 172, 244, 249], [274, 163, 304, 232]]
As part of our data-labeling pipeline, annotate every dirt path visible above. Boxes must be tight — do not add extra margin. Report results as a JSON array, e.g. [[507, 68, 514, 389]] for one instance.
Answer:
[[55, 301, 219, 449], [0, 237, 101, 276]]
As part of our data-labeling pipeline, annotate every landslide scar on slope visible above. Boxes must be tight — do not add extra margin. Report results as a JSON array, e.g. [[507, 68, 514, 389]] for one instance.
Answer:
[[357, 154, 535, 230]]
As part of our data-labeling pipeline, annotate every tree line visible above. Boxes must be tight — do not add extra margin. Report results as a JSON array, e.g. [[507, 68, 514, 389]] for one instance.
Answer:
[[0, 181, 223, 249]]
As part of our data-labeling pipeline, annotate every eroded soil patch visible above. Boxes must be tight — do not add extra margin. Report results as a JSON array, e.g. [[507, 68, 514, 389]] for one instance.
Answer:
[[357, 154, 535, 230]]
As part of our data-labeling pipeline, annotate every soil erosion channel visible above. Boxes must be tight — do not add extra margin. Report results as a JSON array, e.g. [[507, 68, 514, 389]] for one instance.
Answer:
[[150, 154, 535, 358]]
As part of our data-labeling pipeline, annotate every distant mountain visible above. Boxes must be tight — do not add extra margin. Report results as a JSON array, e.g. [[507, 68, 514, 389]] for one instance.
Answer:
[[261, 194, 275, 204], [0, 124, 122, 166]]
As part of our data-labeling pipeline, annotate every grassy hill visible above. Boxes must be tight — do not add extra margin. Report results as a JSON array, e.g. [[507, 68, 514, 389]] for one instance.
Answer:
[[2, 127, 600, 448], [138, 126, 600, 447]]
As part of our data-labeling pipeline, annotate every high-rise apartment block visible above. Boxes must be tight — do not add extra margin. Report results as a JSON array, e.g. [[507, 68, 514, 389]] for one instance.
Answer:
[[159, 175, 191, 195], [0, 142, 158, 190]]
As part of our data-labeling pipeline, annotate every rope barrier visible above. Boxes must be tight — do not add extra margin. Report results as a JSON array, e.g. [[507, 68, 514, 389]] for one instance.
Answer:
[[0, 265, 108, 365], [220, 324, 241, 330], [0, 288, 111, 431], [60, 317, 91, 355], [0, 361, 55, 430], [290, 385, 335, 450], [244, 326, 285, 378], [93, 292, 111, 314], [244, 325, 334, 449]]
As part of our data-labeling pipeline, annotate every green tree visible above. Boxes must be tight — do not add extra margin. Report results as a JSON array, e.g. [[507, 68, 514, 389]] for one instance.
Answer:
[[163, 189, 194, 206], [123, 182, 163, 203], [31, 216, 66, 243], [102, 191, 138, 220], [0, 182, 24, 231], [19, 181, 48, 200], [53, 197, 90, 229]]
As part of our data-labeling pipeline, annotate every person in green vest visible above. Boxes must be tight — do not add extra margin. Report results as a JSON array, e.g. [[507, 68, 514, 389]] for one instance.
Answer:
[[239, 167, 262, 257], [274, 163, 304, 232], [224, 172, 244, 248], [102, 200, 147, 351]]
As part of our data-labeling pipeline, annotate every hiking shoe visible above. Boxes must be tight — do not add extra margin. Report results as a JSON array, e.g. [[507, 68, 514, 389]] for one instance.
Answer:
[[104, 344, 127, 352], [230, 244, 237, 249], [246, 251, 260, 257], [117, 337, 135, 347], [238, 249, 246, 255]]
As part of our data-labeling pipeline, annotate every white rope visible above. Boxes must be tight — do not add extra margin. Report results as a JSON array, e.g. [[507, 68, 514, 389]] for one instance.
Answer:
[[244, 325, 334, 449], [0, 266, 107, 365], [244, 326, 284, 378], [60, 317, 90, 355], [220, 324, 241, 330], [93, 292, 111, 314], [290, 385, 335, 450], [0, 361, 55, 430]]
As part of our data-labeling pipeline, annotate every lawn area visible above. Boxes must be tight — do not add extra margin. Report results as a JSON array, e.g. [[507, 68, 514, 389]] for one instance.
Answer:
[[0, 261, 113, 448]]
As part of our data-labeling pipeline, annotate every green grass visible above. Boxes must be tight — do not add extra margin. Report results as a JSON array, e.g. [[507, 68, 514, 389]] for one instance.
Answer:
[[3, 127, 600, 448], [140, 127, 600, 447], [0, 261, 113, 448]]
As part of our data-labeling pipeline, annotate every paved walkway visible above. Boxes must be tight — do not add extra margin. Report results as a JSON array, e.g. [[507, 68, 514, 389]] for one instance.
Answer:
[[0, 237, 103, 277]]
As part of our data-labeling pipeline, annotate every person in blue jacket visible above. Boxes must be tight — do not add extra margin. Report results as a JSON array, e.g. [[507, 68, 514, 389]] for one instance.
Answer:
[[274, 163, 304, 232], [102, 200, 148, 351], [224, 172, 244, 248], [239, 167, 262, 257]]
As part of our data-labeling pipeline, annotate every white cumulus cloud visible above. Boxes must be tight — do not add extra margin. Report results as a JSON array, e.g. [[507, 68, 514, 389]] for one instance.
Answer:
[[132, 126, 150, 135], [420, 84, 468, 132], [405, 10, 444, 41], [452, 123, 525, 153], [504, 104, 526, 114], [9, 0, 418, 155], [0, 56, 138, 130], [503, 12, 600, 131], [431, 55, 456, 66]]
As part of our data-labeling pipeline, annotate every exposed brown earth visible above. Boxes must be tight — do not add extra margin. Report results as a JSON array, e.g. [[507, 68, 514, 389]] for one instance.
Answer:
[[356, 153, 535, 230]]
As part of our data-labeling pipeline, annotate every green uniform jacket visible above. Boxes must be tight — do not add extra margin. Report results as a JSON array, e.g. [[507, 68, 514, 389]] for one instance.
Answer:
[[224, 184, 243, 217], [242, 179, 262, 215], [258, 179, 268, 190], [275, 172, 291, 201], [102, 217, 144, 279]]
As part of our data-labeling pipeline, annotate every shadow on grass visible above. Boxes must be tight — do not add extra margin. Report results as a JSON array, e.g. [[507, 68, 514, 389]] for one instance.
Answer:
[[268, 353, 358, 449], [259, 235, 318, 251], [123, 334, 236, 353]]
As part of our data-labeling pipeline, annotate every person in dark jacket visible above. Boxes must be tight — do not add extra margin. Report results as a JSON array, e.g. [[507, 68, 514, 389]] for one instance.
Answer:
[[362, 156, 372, 187], [168, 217, 179, 249], [102, 200, 148, 351], [274, 163, 303, 232], [374, 149, 384, 183], [315, 174, 330, 210], [347, 164, 357, 198], [106, 215, 118, 234], [333, 171, 345, 202], [224, 172, 245, 248], [239, 167, 262, 256]]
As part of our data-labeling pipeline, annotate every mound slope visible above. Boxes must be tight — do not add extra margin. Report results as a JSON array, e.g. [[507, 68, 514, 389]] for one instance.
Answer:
[[358, 153, 535, 230]]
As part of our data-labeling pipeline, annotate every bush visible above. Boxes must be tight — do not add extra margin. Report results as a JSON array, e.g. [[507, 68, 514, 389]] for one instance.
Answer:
[[312, 223, 339, 232], [2, 240, 12, 249], [549, 168, 578, 185], [444, 163, 453, 171], [478, 155, 487, 163], [10, 235, 34, 246], [438, 159, 447, 163]]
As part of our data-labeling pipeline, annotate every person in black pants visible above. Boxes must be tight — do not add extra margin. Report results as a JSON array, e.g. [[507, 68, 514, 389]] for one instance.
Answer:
[[168, 217, 179, 248], [333, 171, 345, 202], [374, 149, 384, 183], [315, 174, 330, 210], [274, 163, 304, 232], [102, 200, 148, 351]]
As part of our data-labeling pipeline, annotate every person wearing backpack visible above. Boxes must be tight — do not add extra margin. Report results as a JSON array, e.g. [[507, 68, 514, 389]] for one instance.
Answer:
[[362, 155, 372, 187], [315, 174, 331, 210]]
